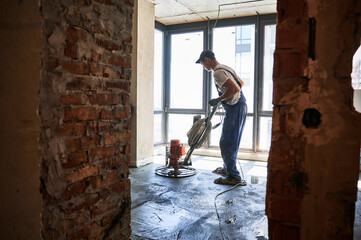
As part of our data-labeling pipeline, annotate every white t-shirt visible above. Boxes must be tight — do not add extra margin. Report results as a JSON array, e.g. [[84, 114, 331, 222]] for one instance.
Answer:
[[213, 64, 240, 105]]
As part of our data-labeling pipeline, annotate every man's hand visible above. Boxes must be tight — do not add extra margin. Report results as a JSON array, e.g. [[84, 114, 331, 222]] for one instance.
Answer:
[[209, 98, 221, 106]]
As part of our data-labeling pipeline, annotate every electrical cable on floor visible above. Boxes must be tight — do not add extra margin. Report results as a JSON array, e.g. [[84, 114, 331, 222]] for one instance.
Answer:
[[214, 159, 246, 240], [214, 181, 244, 240]]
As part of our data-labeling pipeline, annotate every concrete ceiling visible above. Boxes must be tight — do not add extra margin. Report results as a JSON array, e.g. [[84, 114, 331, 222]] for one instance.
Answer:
[[150, 0, 277, 25]]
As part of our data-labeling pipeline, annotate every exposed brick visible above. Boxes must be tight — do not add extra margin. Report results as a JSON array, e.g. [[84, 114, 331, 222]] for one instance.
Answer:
[[94, 0, 115, 5], [66, 164, 100, 183], [108, 55, 131, 67], [96, 38, 121, 51], [91, 198, 120, 217], [105, 170, 120, 185], [124, 36, 132, 43], [88, 93, 121, 105], [64, 107, 99, 121], [62, 181, 87, 200], [42, 0, 133, 238], [101, 156, 129, 169], [124, 43, 132, 55], [89, 170, 119, 190], [124, 143, 131, 154], [122, 94, 129, 105], [89, 176, 102, 190], [60, 93, 87, 105], [90, 146, 120, 160], [105, 80, 131, 92], [47, 59, 59, 71], [63, 151, 88, 168], [66, 27, 79, 42], [101, 211, 116, 226], [62, 61, 89, 75], [88, 120, 115, 134], [104, 131, 131, 145], [89, 62, 104, 77], [103, 66, 121, 79], [67, 222, 101, 240], [111, 179, 130, 193], [100, 106, 130, 119], [91, 52, 101, 62], [64, 42, 78, 59], [66, 78, 92, 91], [66, 135, 100, 152], [88, 229, 105, 240], [65, 194, 100, 215], [123, 119, 131, 130], [56, 122, 86, 136]]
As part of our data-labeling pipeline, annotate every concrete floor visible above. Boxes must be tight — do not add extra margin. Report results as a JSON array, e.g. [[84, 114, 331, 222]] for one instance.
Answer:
[[130, 155, 361, 240]]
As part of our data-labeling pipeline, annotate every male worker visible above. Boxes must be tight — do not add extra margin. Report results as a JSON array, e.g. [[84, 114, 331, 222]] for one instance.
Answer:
[[196, 50, 247, 185]]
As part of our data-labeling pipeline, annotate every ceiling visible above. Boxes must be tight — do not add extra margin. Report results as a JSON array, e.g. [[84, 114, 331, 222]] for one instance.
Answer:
[[150, 0, 277, 25]]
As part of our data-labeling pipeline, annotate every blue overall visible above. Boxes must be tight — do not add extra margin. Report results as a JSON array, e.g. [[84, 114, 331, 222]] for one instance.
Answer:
[[214, 68, 247, 180]]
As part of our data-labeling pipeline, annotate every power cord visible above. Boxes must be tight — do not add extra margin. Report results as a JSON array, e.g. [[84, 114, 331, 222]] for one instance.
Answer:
[[214, 182, 244, 240], [214, 159, 246, 240]]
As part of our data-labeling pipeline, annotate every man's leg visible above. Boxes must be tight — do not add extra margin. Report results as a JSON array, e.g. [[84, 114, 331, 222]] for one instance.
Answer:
[[219, 102, 247, 179]]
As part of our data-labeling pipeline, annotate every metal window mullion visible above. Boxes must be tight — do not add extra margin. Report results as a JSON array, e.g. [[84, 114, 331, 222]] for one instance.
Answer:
[[252, 13, 261, 153], [164, 30, 171, 144], [206, 22, 213, 147]]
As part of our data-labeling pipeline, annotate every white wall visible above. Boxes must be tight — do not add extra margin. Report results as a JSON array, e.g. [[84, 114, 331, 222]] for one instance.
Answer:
[[131, 0, 155, 166]]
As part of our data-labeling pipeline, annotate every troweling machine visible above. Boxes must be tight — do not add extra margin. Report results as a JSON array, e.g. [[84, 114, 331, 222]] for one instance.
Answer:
[[155, 102, 221, 178]]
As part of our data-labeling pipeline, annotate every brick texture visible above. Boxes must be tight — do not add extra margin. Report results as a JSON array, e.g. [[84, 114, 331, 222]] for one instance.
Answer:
[[40, 1, 133, 239], [267, 0, 361, 239]]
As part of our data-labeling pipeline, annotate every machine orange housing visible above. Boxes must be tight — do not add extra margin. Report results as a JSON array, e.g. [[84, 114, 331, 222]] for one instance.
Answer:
[[169, 139, 185, 168]]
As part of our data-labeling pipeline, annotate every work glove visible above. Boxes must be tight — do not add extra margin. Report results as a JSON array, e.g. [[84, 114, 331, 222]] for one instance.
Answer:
[[208, 98, 221, 106]]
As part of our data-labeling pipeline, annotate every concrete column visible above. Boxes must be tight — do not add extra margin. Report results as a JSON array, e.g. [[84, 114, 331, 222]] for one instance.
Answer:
[[131, 0, 155, 167]]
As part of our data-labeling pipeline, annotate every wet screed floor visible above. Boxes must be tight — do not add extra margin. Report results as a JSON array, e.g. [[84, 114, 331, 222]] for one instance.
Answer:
[[130, 155, 268, 240], [130, 155, 361, 240]]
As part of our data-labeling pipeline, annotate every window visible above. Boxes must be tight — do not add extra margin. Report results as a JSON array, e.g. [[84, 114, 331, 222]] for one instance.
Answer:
[[211, 25, 255, 148], [262, 24, 276, 111], [170, 32, 204, 109], [154, 14, 276, 152]]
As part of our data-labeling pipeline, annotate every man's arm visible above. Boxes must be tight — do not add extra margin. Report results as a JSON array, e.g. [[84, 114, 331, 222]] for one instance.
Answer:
[[218, 78, 240, 101]]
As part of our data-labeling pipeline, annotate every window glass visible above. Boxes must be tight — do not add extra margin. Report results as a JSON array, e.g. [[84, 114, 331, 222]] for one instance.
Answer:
[[168, 114, 205, 144], [213, 25, 255, 114], [210, 116, 253, 150], [262, 25, 276, 111], [259, 117, 272, 150], [154, 29, 163, 111], [154, 113, 163, 144], [170, 32, 204, 109]]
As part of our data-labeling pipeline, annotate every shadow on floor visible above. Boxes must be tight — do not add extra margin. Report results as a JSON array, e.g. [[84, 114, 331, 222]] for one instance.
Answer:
[[130, 155, 268, 240]]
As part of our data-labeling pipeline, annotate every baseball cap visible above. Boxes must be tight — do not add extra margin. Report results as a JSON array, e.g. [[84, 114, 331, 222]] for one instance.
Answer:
[[195, 50, 215, 63]]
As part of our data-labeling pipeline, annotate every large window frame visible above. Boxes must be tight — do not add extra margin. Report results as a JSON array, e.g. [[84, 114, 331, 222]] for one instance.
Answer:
[[154, 14, 276, 152]]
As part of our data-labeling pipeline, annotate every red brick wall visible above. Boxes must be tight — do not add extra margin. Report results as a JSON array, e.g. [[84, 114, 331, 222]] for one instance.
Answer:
[[267, 0, 361, 239], [40, 1, 133, 239]]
